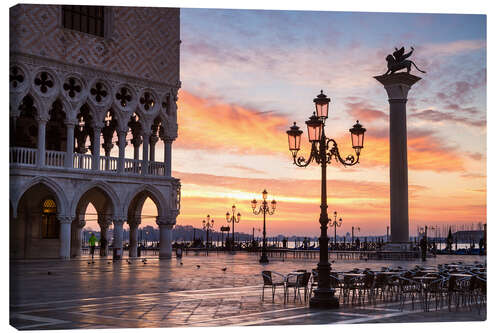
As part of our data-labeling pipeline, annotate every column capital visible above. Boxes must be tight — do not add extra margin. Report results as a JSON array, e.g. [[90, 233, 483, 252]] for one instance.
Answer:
[[64, 120, 78, 127], [156, 216, 175, 227], [374, 73, 421, 100], [98, 216, 112, 229], [128, 216, 141, 228], [57, 215, 74, 224], [36, 116, 49, 123], [113, 217, 127, 226], [149, 134, 159, 145]]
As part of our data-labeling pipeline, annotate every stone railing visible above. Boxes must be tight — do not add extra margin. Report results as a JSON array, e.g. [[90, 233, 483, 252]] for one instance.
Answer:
[[149, 161, 165, 176], [73, 153, 93, 169], [11, 146, 170, 178], [10, 147, 37, 166], [100, 156, 118, 172], [46, 150, 65, 168], [124, 158, 141, 174]]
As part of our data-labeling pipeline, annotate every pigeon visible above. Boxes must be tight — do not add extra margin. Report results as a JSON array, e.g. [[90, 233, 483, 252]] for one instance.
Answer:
[[196, 265, 200, 269], [221, 267, 227, 272]]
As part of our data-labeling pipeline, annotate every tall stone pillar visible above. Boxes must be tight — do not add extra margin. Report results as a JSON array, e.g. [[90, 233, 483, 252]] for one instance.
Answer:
[[374, 73, 421, 245], [117, 130, 127, 173], [163, 138, 173, 177], [37, 118, 47, 167], [142, 132, 150, 175], [113, 218, 125, 259], [71, 218, 85, 258], [128, 217, 140, 258], [91, 126, 102, 171], [149, 134, 158, 162], [156, 216, 174, 259], [98, 217, 111, 257], [64, 121, 75, 168], [58, 216, 72, 260]]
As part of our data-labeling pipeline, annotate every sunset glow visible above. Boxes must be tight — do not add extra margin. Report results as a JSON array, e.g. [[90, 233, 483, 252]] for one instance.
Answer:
[[133, 10, 486, 237]]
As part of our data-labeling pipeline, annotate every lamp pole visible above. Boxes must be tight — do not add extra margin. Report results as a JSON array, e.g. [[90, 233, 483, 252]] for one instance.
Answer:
[[286, 90, 366, 309], [251, 190, 277, 264], [225, 205, 241, 252], [328, 211, 342, 249], [202, 215, 214, 250]]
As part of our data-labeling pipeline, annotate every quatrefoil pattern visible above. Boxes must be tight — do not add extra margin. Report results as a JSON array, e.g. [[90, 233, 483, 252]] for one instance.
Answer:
[[10, 66, 25, 89], [63, 77, 82, 98], [90, 82, 108, 103], [34, 71, 54, 93], [116, 87, 132, 108], [140, 92, 155, 111]]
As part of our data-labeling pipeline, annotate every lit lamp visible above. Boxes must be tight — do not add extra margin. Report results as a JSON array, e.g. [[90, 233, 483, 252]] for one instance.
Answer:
[[251, 189, 277, 264], [225, 204, 241, 253], [286, 90, 366, 309], [287, 122, 303, 157], [350, 120, 366, 155]]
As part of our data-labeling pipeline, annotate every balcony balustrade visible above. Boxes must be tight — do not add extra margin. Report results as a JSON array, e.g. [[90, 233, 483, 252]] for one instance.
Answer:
[[10, 147, 37, 166], [46, 150, 65, 168], [11, 146, 167, 177]]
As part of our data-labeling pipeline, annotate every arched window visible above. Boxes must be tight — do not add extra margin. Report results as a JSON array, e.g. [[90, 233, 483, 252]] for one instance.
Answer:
[[41, 198, 59, 238]]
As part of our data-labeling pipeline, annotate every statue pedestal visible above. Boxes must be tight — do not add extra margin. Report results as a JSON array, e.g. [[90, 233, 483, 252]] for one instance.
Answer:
[[374, 73, 421, 246]]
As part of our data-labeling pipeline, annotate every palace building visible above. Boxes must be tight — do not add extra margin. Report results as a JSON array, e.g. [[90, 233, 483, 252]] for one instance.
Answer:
[[9, 4, 181, 259]]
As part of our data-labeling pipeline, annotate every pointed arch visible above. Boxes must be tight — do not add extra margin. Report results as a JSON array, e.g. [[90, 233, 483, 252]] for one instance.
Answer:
[[13, 176, 68, 218], [70, 180, 121, 218], [124, 184, 167, 218]]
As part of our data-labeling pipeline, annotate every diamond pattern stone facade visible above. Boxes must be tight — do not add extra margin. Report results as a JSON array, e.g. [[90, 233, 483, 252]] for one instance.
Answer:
[[10, 4, 180, 86]]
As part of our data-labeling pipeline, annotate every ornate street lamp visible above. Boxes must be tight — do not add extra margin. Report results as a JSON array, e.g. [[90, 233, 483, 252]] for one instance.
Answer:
[[202, 215, 214, 249], [251, 189, 277, 263], [225, 204, 241, 252], [328, 211, 343, 249], [286, 90, 366, 309]]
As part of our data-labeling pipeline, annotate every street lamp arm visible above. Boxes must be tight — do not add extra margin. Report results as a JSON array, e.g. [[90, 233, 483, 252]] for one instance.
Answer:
[[326, 138, 359, 166], [252, 206, 263, 215], [293, 143, 318, 167]]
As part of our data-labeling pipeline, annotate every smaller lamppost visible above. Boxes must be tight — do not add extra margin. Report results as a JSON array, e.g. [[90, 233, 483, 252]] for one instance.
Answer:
[[202, 215, 214, 249], [328, 211, 342, 249], [352, 226, 360, 247], [225, 205, 241, 252], [251, 190, 277, 263]]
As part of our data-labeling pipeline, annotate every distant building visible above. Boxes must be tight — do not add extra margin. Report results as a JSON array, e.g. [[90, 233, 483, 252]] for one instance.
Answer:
[[453, 230, 484, 243], [10, 5, 181, 259]]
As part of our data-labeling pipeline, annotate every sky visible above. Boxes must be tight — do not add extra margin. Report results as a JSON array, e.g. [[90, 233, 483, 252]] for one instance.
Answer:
[[93, 9, 487, 237]]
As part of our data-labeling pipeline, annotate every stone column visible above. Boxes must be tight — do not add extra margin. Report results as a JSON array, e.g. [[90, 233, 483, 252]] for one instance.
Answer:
[[92, 126, 102, 171], [37, 118, 47, 167], [375, 73, 421, 244], [132, 136, 142, 160], [156, 216, 174, 259], [71, 218, 85, 258], [117, 130, 127, 173], [149, 134, 158, 162], [64, 121, 75, 168], [163, 138, 172, 177], [142, 132, 150, 175], [98, 217, 111, 257], [113, 218, 125, 259], [128, 217, 140, 258], [58, 216, 72, 260]]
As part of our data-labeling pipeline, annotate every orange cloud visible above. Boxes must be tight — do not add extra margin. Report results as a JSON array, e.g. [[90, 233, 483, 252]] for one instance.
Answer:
[[177, 90, 289, 154]]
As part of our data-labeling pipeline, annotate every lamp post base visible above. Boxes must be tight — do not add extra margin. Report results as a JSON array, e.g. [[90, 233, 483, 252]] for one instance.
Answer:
[[259, 255, 269, 264], [309, 288, 339, 309]]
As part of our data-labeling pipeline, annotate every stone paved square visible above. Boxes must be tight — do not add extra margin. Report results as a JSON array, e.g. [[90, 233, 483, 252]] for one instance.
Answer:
[[10, 253, 486, 329]]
